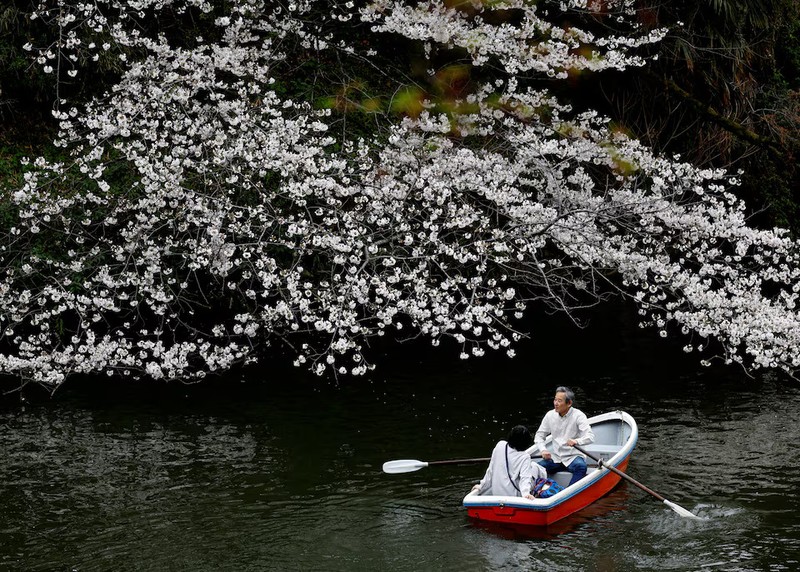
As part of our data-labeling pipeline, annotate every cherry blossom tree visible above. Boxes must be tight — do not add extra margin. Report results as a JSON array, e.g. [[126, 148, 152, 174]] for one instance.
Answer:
[[2, 0, 799, 388]]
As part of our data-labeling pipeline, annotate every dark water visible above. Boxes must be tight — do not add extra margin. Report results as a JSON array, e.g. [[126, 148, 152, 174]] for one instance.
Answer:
[[2, 308, 799, 571]]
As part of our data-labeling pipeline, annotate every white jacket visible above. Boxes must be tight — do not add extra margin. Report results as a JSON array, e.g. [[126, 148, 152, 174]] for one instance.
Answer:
[[534, 407, 595, 466], [476, 440, 545, 497]]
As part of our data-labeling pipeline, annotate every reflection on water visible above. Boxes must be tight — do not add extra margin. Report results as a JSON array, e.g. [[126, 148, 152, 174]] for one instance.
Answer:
[[1, 308, 800, 571]]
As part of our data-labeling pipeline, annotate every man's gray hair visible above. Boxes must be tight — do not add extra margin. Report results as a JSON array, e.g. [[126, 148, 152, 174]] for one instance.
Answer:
[[555, 386, 575, 404]]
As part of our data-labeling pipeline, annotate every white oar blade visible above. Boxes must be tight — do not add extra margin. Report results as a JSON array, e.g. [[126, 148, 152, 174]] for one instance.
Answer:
[[382, 459, 429, 474], [663, 499, 704, 520]]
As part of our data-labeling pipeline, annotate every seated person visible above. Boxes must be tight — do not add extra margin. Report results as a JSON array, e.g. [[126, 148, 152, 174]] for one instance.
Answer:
[[471, 425, 546, 499], [535, 386, 595, 486]]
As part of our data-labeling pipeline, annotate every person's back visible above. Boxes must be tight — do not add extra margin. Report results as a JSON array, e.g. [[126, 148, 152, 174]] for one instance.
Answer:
[[472, 425, 544, 498]]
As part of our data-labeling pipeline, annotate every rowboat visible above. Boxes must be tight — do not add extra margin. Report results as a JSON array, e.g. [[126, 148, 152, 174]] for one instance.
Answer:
[[462, 410, 638, 526]]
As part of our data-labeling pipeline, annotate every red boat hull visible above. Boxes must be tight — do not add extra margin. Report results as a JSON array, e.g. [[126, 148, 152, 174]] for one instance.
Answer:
[[465, 457, 630, 526]]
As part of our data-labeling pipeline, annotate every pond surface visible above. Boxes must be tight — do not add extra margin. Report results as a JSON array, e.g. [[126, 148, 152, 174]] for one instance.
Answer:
[[1, 309, 799, 571]]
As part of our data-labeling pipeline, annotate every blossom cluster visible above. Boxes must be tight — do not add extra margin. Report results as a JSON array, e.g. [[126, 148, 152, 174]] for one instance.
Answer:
[[363, 0, 667, 75], [3, 0, 800, 387]]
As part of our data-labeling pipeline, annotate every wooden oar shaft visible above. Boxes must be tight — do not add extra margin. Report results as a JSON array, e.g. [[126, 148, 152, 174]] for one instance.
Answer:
[[601, 459, 666, 501], [383, 452, 543, 474], [428, 453, 541, 467], [574, 444, 665, 502], [427, 457, 490, 466]]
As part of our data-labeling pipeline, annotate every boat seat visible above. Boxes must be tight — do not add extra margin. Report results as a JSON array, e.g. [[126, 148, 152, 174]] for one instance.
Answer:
[[579, 444, 623, 458], [539, 443, 623, 458], [551, 466, 605, 488], [551, 472, 573, 488]]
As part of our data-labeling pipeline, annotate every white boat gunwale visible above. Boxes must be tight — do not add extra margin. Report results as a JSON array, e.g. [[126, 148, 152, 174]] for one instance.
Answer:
[[462, 410, 638, 512]]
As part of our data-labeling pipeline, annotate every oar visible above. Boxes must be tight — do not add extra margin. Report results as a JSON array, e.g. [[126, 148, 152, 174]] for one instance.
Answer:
[[382, 457, 490, 474], [573, 444, 703, 520], [383, 444, 543, 474]]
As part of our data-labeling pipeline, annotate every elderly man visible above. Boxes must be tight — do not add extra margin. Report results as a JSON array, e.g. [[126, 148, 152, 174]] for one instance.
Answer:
[[534, 386, 594, 486]]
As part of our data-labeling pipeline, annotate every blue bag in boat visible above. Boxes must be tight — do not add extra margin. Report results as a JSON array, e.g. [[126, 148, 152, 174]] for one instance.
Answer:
[[533, 477, 564, 498]]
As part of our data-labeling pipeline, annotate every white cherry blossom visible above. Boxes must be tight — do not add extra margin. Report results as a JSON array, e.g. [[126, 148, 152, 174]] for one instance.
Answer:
[[2, 0, 800, 387]]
